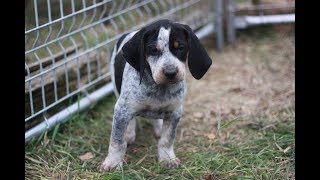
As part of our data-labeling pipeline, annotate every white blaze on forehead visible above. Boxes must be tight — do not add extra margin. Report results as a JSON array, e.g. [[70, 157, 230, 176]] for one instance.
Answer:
[[148, 26, 186, 84], [157, 27, 171, 50]]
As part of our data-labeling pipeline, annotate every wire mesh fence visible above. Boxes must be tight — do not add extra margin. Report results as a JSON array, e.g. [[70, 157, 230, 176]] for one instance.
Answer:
[[226, 0, 295, 43], [25, 0, 294, 142], [235, 0, 295, 14], [25, 0, 212, 141]]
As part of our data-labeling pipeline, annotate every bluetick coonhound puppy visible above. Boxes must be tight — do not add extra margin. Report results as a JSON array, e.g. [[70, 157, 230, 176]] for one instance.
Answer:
[[100, 19, 213, 171]]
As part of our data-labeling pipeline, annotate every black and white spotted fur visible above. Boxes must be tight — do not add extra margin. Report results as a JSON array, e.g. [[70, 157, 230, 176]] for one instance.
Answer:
[[100, 19, 213, 171]]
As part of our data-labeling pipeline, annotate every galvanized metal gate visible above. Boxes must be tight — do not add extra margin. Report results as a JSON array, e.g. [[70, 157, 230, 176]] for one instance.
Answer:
[[25, 0, 294, 142]]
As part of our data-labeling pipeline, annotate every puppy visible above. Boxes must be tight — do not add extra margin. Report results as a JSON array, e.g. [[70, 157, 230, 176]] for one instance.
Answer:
[[100, 19, 213, 171]]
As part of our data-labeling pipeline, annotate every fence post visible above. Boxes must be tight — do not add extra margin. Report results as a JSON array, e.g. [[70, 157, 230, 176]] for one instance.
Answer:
[[226, 0, 236, 45], [214, 0, 224, 51]]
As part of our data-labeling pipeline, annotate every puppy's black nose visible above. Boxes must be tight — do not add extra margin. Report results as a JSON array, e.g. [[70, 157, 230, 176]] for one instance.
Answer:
[[163, 67, 178, 79]]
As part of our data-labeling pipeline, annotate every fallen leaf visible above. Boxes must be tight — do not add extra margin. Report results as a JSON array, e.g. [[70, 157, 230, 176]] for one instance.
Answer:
[[228, 87, 243, 93], [79, 152, 94, 161], [193, 112, 204, 119], [204, 173, 213, 180], [230, 108, 236, 115], [210, 108, 217, 116], [204, 133, 216, 140]]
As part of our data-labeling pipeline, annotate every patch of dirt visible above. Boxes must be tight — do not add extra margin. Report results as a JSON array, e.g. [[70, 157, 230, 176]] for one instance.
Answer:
[[178, 25, 295, 142]]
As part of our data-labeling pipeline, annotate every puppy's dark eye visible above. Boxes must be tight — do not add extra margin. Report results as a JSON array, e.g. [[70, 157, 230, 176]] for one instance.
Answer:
[[178, 45, 185, 51], [149, 47, 161, 56]]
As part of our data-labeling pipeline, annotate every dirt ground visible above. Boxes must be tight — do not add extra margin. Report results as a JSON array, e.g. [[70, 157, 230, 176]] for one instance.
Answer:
[[178, 24, 294, 144]]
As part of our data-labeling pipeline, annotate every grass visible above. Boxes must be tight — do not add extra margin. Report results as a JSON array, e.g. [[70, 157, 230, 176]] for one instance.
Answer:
[[26, 97, 295, 179], [25, 95, 294, 179], [25, 24, 295, 179]]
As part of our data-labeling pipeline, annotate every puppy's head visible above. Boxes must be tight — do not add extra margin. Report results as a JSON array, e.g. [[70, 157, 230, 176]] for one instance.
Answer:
[[122, 19, 213, 85]]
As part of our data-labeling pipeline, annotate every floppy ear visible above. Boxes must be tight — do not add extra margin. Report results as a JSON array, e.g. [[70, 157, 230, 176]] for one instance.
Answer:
[[121, 28, 147, 78], [175, 23, 213, 79]]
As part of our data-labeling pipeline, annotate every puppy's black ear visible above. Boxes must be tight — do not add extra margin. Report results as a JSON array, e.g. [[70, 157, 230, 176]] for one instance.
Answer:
[[121, 28, 147, 78], [175, 23, 213, 79]]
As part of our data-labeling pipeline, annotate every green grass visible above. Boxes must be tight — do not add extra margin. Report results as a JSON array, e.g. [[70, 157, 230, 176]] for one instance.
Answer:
[[25, 93, 294, 179]]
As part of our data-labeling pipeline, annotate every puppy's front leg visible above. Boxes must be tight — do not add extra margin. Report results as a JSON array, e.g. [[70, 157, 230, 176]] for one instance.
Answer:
[[158, 108, 182, 168], [100, 103, 133, 172]]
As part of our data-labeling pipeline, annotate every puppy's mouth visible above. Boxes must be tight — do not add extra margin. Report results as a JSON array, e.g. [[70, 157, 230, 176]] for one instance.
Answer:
[[154, 78, 183, 85], [167, 79, 182, 84]]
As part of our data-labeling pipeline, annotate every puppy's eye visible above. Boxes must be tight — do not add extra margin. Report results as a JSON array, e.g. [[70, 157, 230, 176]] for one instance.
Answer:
[[178, 45, 185, 51], [149, 47, 161, 56], [173, 41, 185, 51]]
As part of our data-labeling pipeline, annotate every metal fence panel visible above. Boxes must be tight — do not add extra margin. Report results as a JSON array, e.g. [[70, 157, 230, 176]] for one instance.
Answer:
[[234, 0, 295, 28], [225, 0, 295, 44], [214, 0, 224, 51], [25, 0, 212, 141]]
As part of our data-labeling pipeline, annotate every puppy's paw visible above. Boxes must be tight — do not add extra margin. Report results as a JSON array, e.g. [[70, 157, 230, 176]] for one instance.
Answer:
[[160, 157, 181, 169], [99, 159, 123, 172]]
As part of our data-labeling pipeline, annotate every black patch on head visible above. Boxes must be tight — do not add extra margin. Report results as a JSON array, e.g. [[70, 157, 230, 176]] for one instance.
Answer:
[[173, 22, 213, 79], [114, 53, 126, 94], [121, 19, 171, 81], [116, 32, 129, 51], [169, 26, 189, 62], [144, 29, 161, 57]]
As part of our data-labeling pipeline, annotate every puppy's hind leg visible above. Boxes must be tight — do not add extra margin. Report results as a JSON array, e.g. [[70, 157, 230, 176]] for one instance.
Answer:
[[152, 119, 163, 139], [124, 118, 136, 145]]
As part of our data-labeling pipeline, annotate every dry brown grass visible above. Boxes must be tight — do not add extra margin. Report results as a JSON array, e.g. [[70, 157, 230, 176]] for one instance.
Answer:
[[179, 24, 294, 145]]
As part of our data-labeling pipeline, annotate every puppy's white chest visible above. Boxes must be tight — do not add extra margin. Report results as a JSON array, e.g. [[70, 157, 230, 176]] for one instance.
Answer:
[[133, 97, 181, 112], [129, 95, 182, 119]]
